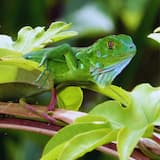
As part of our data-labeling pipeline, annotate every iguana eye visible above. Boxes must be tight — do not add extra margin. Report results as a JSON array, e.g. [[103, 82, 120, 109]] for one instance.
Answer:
[[107, 41, 114, 49]]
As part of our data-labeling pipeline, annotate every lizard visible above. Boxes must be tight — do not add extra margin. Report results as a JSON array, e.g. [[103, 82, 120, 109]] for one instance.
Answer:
[[24, 34, 136, 90], [23, 34, 136, 113]]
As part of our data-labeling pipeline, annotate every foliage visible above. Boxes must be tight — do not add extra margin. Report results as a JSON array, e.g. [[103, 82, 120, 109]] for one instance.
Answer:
[[0, 21, 77, 54], [0, 22, 78, 102], [148, 26, 160, 43], [57, 86, 83, 110], [13, 22, 77, 54], [40, 27, 160, 160], [41, 83, 160, 160], [0, 1, 160, 159]]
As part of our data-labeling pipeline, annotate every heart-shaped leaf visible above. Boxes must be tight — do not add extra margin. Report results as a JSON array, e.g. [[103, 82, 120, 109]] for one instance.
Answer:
[[90, 83, 160, 160], [57, 86, 83, 110]]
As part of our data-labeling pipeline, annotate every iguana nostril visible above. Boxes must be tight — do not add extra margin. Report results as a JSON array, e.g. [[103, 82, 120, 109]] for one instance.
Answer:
[[130, 45, 133, 49], [129, 44, 136, 50]]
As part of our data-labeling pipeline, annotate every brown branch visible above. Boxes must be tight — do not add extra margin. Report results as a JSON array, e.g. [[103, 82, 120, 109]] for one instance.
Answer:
[[0, 102, 151, 159], [0, 101, 86, 135], [0, 101, 86, 123]]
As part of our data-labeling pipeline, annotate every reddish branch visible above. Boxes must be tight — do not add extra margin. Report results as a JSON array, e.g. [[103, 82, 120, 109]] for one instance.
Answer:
[[0, 102, 153, 159], [0, 117, 60, 136]]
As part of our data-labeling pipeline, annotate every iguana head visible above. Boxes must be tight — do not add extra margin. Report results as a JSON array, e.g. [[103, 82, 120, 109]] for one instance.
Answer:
[[77, 34, 136, 86]]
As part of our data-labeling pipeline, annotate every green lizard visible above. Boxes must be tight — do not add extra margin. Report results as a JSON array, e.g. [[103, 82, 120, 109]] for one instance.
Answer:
[[24, 34, 136, 89], [0, 33, 136, 123], [0, 23, 136, 107], [23, 34, 136, 112]]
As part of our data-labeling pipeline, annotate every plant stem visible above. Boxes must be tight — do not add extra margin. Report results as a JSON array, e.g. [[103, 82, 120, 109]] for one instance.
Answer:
[[0, 117, 60, 136], [0, 101, 151, 159]]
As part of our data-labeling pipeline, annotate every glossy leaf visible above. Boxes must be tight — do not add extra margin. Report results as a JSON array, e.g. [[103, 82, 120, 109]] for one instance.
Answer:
[[90, 83, 160, 160], [0, 35, 15, 50], [41, 143, 65, 160], [42, 127, 116, 160], [14, 21, 78, 53], [0, 48, 22, 58], [42, 123, 109, 155], [90, 100, 148, 129], [130, 84, 160, 124], [148, 26, 160, 43], [74, 115, 108, 124], [42, 83, 160, 160], [88, 84, 131, 106], [117, 127, 146, 160], [90, 101, 131, 129], [0, 21, 78, 54], [0, 21, 76, 100], [58, 129, 116, 160], [57, 86, 83, 110], [0, 57, 52, 100]]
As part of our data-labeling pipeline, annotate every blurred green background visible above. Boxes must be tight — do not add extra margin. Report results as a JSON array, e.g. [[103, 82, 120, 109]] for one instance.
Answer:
[[0, 0, 160, 159]]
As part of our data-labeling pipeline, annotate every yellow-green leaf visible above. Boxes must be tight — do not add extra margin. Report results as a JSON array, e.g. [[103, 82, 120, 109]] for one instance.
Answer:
[[57, 86, 83, 110]]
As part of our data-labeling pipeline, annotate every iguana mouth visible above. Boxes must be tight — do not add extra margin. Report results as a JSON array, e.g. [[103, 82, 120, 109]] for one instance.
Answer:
[[91, 57, 133, 86]]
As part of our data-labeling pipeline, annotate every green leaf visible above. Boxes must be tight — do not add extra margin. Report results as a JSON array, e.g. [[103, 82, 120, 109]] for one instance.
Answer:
[[148, 26, 160, 43], [154, 27, 160, 33], [88, 84, 131, 106], [42, 128, 117, 160], [90, 101, 125, 128], [89, 83, 160, 159], [117, 127, 146, 160], [42, 83, 160, 160], [90, 101, 146, 128], [0, 48, 22, 58], [0, 35, 15, 50], [74, 115, 108, 124], [0, 21, 78, 54], [41, 143, 65, 160], [57, 86, 83, 110], [0, 57, 52, 100], [130, 84, 160, 123], [43, 123, 109, 155], [13, 21, 78, 53], [58, 129, 117, 160]]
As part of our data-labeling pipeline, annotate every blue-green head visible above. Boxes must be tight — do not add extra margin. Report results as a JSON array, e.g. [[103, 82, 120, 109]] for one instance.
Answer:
[[77, 34, 136, 86]]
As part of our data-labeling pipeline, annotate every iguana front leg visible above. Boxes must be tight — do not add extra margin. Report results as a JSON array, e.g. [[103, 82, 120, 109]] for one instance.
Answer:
[[38, 43, 77, 71], [35, 44, 77, 111]]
